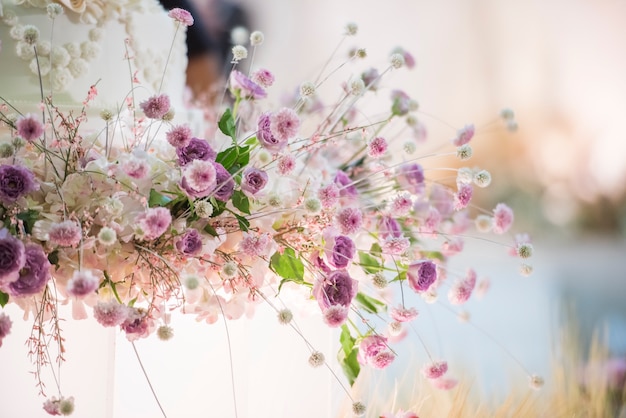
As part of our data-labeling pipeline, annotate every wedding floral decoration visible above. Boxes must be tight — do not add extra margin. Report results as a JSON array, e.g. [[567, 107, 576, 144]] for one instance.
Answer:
[[0, 5, 535, 417]]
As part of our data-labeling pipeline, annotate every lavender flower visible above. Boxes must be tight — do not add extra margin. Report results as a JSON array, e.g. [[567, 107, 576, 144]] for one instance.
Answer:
[[15, 114, 44, 141], [0, 164, 39, 204], [166, 124, 193, 148], [121, 307, 149, 338], [8, 243, 50, 297], [212, 162, 235, 201], [313, 270, 358, 310], [176, 138, 216, 166], [407, 260, 437, 292], [0, 229, 25, 288], [328, 235, 356, 269], [229, 70, 266, 99], [396, 163, 424, 195], [176, 228, 203, 256], [378, 216, 403, 239], [334, 170, 358, 198], [241, 167, 268, 197], [139, 94, 170, 119], [257, 112, 286, 151]]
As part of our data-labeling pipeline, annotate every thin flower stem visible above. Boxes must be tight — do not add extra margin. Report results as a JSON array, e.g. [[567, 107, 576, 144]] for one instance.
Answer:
[[131, 342, 168, 418]]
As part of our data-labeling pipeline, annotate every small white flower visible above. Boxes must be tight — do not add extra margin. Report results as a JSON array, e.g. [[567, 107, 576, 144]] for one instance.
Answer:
[[390, 53, 405, 69], [231, 45, 248, 62], [230, 26, 249, 45], [249, 30, 264, 46], [22, 25, 40, 45], [300, 81, 316, 97], [348, 77, 365, 96], [345, 22, 358, 36], [456, 144, 473, 160], [97, 227, 117, 246], [81, 41, 100, 61], [473, 169, 492, 187]]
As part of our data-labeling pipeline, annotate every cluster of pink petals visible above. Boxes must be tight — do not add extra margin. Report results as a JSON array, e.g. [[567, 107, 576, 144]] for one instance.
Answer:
[[448, 269, 477, 305], [138, 207, 172, 241], [270, 107, 300, 142], [336, 207, 363, 235], [139, 94, 170, 119], [66, 270, 99, 297], [357, 335, 396, 369], [381, 410, 419, 418], [168, 7, 194, 26], [453, 183, 473, 210], [492, 203, 514, 234], [0, 312, 11, 347], [48, 220, 82, 247], [16, 114, 44, 141], [422, 360, 448, 379], [390, 305, 419, 322], [452, 124, 475, 146]]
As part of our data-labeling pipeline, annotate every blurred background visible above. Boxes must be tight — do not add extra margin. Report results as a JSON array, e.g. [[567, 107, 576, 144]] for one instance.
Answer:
[[2, 0, 626, 416]]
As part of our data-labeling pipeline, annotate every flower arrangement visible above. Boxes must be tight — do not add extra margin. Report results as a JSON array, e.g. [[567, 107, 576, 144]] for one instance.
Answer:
[[0, 5, 535, 417]]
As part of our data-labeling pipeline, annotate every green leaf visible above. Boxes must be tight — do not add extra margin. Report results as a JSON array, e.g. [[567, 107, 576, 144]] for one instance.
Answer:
[[244, 136, 258, 146], [270, 248, 304, 281], [370, 242, 382, 257], [354, 292, 387, 314], [390, 270, 407, 283], [218, 108, 236, 141], [16, 209, 39, 234], [47, 249, 59, 267], [148, 189, 172, 207], [203, 223, 218, 237], [338, 325, 360, 386], [0, 291, 8, 307], [231, 190, 250, 214], [216, 146, 239, 171], [358, 251, 382, 274], [234, 213, 250, 232]]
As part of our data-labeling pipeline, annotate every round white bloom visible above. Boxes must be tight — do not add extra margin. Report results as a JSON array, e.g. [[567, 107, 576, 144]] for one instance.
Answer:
[[403, 141, 417, 154], [300, 81, 316, 97], [474, 215, 493, 233], [89, 27, 104, 42], [22, 25, 40, 45], [16, 41, 36, 60], [304, 197, 321, 213], [345, 22, 358, 36], [51, 45, 71, 67], [456, 167, 474, 184], [230, 26, 249, 45], [456, 144, 473, 161], [221, 261, 238, 278], [51, 67, 73, 91], [184, 275, 201, 290], [473, 169, 492, 187], [249, 30, 264, 46], [29, 56, 50, 76], [390, 53, 405, 69], [80, 41, 101, 61], [231, 45, 248, 62], [195, 200, 214, 218], [68, 58, 89, 78], [348, 77, 365, 96], [64, 42, 81, 58], [10, 25, 24, 41], [36, 40, 51, 56], [47, 3, 64, 19], [97, 227, 117, 246]]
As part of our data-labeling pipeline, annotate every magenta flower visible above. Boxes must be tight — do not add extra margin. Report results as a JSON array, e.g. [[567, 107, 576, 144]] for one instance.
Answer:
[[239, 233, 272, 257], [397, 163, 425, 195], [138, 207, 172, 240], [49, 220, 82, 247], [93, 301, 130, 327], [368, 136, 388, 158], [16, 114, 44, 141], [257, 112, 286, 151], [8, 243, 50, 297], [229, 70, 266, 99], [328, 235, 356, 269], [180, 159, 217, 198], [0, 229, 25, 288], [166, 124, 193, 148], [318, 183, 340, 208], [270, 108, 300, 142], [357, 335, 395, 369], [492, 203, 514, 234], [67, 270, 99, 297], [407, 260, 437, 293], [0, 164, 39, 204], [168, 7, 194, 26], [0, 312, 12, 347], [241, 167, 268, 197], [277, 154, 296, 175], [313, 270, 358, 310], [336, 207, 363, 235], [139, 94, 170, 119], [212, 162, 235, 201], [122, 158, 149, 180], [176, 137, 216, 166], [378, 216, 403, 240], [121, 307, 150, 338], [454, 183, 473, 210], [452, 124, 475, 146], [422, 360, 448, 379], [176, 228, 203, 256]]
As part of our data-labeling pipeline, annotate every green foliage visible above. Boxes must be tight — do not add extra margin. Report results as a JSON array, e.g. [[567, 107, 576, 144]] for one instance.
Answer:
[[0, 290, 8, 308], [358, 251, 382, 274], [338, 325, 360, 386], [231, 190, 250, 215], [148, 189, 173, 207], [271, 248, 305, 291], [16, 209, 39, 234], [354, 292, 387, 314], [218, 108, 236, 141]]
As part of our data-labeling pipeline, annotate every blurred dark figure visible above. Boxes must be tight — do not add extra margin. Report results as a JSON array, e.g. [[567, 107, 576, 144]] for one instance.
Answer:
[[159, 0, 251, 99]]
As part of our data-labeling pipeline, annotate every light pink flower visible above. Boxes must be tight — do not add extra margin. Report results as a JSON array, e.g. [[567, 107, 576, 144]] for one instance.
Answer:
[[93, 301, 130, 327], [336, 207, 363, 235], [432, 377, 458, 390], [318, 183, 340, 208], [122, 157, 149, 180], [66, 270, 99, 297], [277, 154, 296, 175], [49, 220, 82, 247], [390, 305, 418, 322], [180, 159, 217, 198], [493, 203, 514, 234], [138, 207, 172, 240], [381, 410, 419, 418], [422, 360, 448, 379], [448, 269, 477, 305], [270, 108, 300, 142], [251, 68, 275, 87], [168, 8, 194, 26], [0, 312, 12, 347], [390, 194, 412, 216], [357, 335, 395, 369], [322, 304, 349, 327], [16, 114, 44, 141], [139, 94, 170, 119], [452, 124, 474, 146], [381, 236, 410, 255], [239, 233, 272, 257]]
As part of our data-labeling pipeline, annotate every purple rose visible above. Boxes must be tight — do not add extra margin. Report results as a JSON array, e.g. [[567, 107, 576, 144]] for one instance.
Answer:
[[0, 229, 25, 288], [8, 243, 50, 297], [328, 235, 355, 269], [333, 170, 357, 198], [240, 167, 268, 197], [229, 70, 267, 100], [0, 164, 39, 204], [407, 260, 437, 292], [176, 138, 217, 166], [257, 112, 286, 151], [397, 163, 424, 195], [175, 228, 203, 256], [313, 270, 358, 310], [310, 251, 331, 274], [212, 162, 235, 201]]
